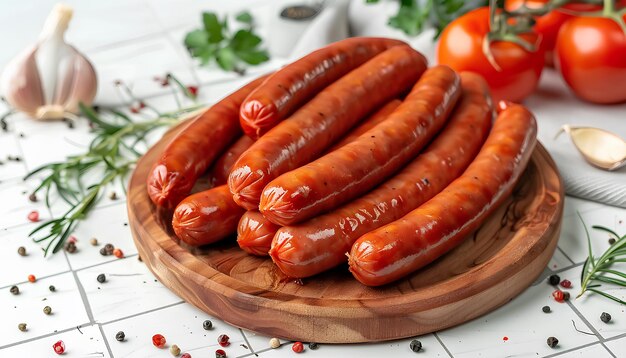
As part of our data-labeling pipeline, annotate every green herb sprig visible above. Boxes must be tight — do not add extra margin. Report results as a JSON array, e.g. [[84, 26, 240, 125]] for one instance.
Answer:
[[578, 212, 626, 305], [25, 81, 200, 255], [184, 11, 269, 73], [366, 0, 487, 38]]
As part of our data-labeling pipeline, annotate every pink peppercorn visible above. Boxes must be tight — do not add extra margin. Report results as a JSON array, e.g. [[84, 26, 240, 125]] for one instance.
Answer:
[[53, 340, 65, 354]]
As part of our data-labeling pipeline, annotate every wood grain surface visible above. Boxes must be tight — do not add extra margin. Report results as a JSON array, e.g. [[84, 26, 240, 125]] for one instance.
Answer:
[[128, 124, 564, 343]]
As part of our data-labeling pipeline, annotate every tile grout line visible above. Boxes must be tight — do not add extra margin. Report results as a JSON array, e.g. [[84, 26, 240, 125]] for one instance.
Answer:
[[0, 269, 72, 290], [550, 261, 584, 275], [0, 321, 92, 350], [432, 332, 454, 358], [96, 324, 115, 358], [599, 341, 617, 358], [564, 299, 610, 356], [556, 246, 577, 266], [73, 254, 139, 273], [542, 341, 605, 358], [63, 250, 96, 323], [99, 300, 185, 327], [239, 328, 257, 357]]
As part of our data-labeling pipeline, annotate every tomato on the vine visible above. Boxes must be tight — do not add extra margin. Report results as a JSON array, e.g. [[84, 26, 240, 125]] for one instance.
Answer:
[[437, 7, 545, 103], [555, 13, 626, 104]]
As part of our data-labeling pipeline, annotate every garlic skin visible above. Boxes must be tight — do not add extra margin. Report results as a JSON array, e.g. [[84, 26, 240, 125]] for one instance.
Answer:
[[0, 4, 97, 120]]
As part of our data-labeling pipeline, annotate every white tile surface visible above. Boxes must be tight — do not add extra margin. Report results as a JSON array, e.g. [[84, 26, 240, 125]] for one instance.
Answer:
[[0, 179, 50, 230], [76, 256, 181, 323], [553, 343, 614, 358], [0, 272, 90, 347]]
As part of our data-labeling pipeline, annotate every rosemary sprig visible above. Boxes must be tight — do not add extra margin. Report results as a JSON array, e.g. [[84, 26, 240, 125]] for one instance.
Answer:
[[25, 95, 201, 255], [578, 212, 626, 305]]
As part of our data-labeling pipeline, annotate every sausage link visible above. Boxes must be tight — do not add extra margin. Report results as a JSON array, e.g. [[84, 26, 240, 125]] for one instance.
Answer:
[[270, 72, 493, 278], [260, 66, 460, 226], [237, 211, 281, 256], [229, 45, 428, 210], [327, 99, 402, 152], [240, 37, 405, 139], [172, 185, 245, 246], [209, 136, 255, 187], [348, 104, 537, 286], [147, 74, 270, 209]]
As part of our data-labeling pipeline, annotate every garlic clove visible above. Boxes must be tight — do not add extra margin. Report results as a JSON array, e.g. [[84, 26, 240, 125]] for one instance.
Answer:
[[0, 47, 45, 116], [557, 125, 626, 171]]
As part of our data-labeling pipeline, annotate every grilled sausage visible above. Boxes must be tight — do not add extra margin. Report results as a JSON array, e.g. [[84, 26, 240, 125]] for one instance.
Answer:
[[237, 211, 281, 256], [348, 103, 537, 286], [209, 136, 255, 187], [147, 74, 269, 209], [229, 45, 428, 210], [240, 37, 405, 139], [270, 72, 493, 278], [260, 66, 461, 226]]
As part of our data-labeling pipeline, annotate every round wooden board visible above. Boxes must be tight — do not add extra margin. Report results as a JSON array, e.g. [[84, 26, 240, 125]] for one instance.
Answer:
[[128, 125, 564, 344]]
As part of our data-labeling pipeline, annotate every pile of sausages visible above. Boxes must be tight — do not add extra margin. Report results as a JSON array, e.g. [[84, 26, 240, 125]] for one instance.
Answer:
[[146, 37, 537, 287]]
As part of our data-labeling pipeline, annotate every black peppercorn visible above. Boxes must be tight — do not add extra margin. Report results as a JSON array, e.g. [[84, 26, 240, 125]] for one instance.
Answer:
[[308, 342, 319, 350], [104, 243, 114, 255], [548, 274, 560, 286], [409, 339, 422, 352], [65, 241, 77, 254], [99, 247, 108, 256], [563, 291, 570, 301], [97, 274, 106, 283], [49, 285, 56, 292], [28, 193, 37, 202], [601, 312, 612, 323], [609, 238, 616, 245], [547, 336, 558, 348], [10, 285, 19, 295], [115, 331, 125, 342], [203, 319, 213, 330], [542, 305, 551, 313], [17, 246, 26, 256]]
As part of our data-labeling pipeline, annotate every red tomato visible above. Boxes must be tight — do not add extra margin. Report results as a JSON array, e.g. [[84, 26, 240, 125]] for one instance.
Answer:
[[505, 0, 571, 66], [437, 7, 545, 103], [555, 14, 626, 104]]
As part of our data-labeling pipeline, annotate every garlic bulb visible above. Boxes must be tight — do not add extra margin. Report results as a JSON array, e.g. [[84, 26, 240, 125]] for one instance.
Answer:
[[557, 125, 626, 171], [0, 4, 97, 120]]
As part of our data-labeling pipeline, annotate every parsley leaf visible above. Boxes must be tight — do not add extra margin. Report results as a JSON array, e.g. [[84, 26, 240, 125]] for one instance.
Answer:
[[185, 11, 269, 73]]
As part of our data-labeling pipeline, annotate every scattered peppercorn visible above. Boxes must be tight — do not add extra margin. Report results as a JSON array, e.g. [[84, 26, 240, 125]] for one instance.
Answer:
[[269, 337, 280, 349], [109, 192, 118, 200], [152, 334, 166, 348], [292, 341, 304, 353], [116, 331, 125, 342], [548, 274, 560, 286], [27, 210, 39, 222], [552, 289, 564, 303], [97, 274, 106, 283], [10, 285, 19, 295], [68, 235, 77, 244], [49, 285, 56, 292], [410, 339, 422, 352], [43, 306, 52, 315], [202, 319, 212, 330], [138, 255, 143, 262], [215, 349, 226, 358], [547, 336, 558, 348], [53, 340, 65, 354], [99, 247, 109, 256], [65, 241, 77, 253], [28, 274, 36, 283], [17, 246, 27, 256], [609, 238, 616, 245], [170, 344, 181, 356], [90, 238, 98, 246], [18, 323, 27, 332], [601, 312, 612, 323], [542, 305, 551, 313], [308, 342, 319, 350], [563, 292, 570, 301], [560, 279, 572, 289], [28, 193, 37, 202], [181, 353, 191, 358], [217, 334, 230, 347], [113, 248, 124, 258]]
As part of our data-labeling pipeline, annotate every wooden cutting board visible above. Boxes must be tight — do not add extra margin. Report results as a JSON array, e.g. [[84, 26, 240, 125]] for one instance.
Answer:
[[127, 124, 564, 343]]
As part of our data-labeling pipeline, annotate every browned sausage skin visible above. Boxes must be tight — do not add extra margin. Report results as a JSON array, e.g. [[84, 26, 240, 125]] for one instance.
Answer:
[[147, 74, 269, 210], [270, 72, 493, 278], [239, 37, 405, 139], [260, 66, 461, 226], [229, 45, 428, 210], [237, 211, 281, 256], [349, 103, 537, 286], [172, 185, 245, 246], [209, 136, 255, 187]]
